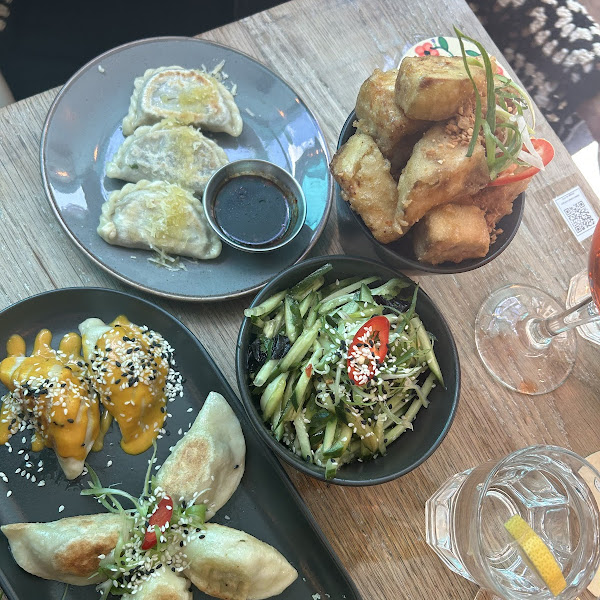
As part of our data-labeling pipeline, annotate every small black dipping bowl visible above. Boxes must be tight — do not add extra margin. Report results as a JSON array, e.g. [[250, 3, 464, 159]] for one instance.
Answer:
[[236, 255, 461, 486], [336, 111, 525, 274]]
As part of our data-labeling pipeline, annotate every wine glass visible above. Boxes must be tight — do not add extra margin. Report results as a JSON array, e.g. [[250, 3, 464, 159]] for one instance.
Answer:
[[566, 267, 600, 345], [475, 221, 600, 395]]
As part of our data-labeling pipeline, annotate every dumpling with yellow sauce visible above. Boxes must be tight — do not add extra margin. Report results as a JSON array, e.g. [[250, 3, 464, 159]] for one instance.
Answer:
[[97, 180, 222, 260], [106, 120, 229, 193], [122, 66, 243, 137], [78, 315, 183, 455], [0, 329, 100, 479]]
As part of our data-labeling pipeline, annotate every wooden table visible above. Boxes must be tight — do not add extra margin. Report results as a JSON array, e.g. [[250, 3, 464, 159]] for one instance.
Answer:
[[1, 0, 599, 599]]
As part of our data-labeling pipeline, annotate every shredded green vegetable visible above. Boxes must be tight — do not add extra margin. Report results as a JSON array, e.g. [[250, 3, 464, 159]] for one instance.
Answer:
[[454, 26, 539, 181], [245, 264, 443, 479]]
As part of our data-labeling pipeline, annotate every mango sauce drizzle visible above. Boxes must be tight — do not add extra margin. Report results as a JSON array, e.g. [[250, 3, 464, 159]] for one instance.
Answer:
[[0, 329, 100, 461], [87, 315, 183, 455]]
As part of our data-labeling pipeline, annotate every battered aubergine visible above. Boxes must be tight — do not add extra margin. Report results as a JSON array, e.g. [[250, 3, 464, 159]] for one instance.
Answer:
[[355, 68, 428, 174], [395, 121, 490, 233], [330, 133, 401, 244], [395, 56, 489, 121]]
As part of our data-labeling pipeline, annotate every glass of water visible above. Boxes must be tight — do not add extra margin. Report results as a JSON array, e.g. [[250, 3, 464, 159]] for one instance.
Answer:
[[426, 446, 600, 600]]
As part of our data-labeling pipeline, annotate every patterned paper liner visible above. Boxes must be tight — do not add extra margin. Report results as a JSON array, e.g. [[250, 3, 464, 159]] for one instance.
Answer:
[[402, 35, 506, 76]]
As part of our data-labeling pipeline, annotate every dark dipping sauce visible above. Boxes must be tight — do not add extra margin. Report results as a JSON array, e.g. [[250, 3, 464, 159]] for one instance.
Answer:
[[214, 174, 292, 247]]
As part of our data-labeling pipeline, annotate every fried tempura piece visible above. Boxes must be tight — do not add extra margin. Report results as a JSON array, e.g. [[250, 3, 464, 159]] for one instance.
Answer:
[[395, 122, 490, 233], [454, 177, 530, 237], [413, 204, 490, 264], [330, 133, 401, 244], [355, 68, 428, 171], [395, 56, 488, 121]]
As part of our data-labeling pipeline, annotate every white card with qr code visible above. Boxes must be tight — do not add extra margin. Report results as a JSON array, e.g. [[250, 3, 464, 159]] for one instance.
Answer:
[[554, 186, 598, 242]]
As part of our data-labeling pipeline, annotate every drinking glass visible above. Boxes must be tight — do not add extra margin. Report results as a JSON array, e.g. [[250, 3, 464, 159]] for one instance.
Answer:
[[566, 268, 600, 345], [475, 221, 600, 395], [426, 446, 600, 600]]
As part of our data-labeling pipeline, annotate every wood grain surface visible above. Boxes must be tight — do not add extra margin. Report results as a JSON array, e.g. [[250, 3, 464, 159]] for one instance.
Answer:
[[1, 0, 599, 599]]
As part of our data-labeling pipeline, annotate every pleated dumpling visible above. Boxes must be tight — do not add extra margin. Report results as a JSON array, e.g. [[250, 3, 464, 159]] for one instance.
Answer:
[[97, 180, 222, 260], [1, 513, 130, 585], [122, 66, 243, 137], [106, 120, 229, 193], [184, 523, 298, 600], [155, 391, 245, 520]]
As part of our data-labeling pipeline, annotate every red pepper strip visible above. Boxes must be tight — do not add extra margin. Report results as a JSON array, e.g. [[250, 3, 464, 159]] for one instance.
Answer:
[[347, 316, 390, 387], [141, 495, 173, 550], [305, 364, 313, 378], [489, 138, 554, 187]]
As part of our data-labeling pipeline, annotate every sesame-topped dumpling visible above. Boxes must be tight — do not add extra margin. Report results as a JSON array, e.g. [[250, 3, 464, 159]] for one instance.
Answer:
[[78, 314, 183, 455], [1, 393, 297, 600], [106, 119, 229, 193], [0, 329, 100, 480], [122, 66, 243, 137]]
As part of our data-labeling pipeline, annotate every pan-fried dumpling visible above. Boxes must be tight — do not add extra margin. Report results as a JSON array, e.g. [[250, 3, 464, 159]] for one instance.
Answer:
[[122, 567, 193, 600], [0, 329, 100, 480], [97, 180, 222, 260], [106, 120, 229, 193], [122, 66, 243, 137], [79, 314, 183, 455], [1, 513, 130, 585], [155, 391, 245, 519], [184, 523, 298, 600]]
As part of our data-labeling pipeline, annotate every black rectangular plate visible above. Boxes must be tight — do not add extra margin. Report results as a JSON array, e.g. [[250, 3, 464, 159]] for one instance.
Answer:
[[0, 288, 361, 600]]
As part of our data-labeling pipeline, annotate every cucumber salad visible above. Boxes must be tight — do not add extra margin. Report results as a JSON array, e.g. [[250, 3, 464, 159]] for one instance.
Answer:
[[245, 263, 443, 479]]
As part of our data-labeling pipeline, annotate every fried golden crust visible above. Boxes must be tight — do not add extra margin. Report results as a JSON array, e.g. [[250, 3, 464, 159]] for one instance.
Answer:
[[1, 513, 126, 585], [413, 203, 490, 264], [355, 68, 428, 162], [395, 123, 490, 232], [330, 133, 401, 244], [395, 56, 488, 121]]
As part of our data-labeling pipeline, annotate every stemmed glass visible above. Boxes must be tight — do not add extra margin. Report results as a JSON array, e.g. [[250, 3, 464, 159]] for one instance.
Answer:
[[475, 221, 600, 395]]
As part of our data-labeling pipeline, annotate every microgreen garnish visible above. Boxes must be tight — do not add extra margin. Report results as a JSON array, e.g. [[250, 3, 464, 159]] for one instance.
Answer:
[[81, 443, 207, 597]]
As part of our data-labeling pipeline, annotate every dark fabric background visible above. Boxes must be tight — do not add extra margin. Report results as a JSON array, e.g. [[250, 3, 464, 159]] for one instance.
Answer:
[[0, 0, 284, 100]]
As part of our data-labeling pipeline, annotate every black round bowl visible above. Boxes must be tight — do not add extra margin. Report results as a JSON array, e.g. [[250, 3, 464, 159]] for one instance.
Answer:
[[336, 111, 525, 274], [236, 255, 461, 485]]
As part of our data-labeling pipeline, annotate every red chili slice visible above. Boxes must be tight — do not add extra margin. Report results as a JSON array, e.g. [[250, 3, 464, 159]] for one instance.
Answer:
[[488, 138, 554, 187], [305, 364, 313, 377], [141, 495, 173, 550], [347, 316, 390, 386]]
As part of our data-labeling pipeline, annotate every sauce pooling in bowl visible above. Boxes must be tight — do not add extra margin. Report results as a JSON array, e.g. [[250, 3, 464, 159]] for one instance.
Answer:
[[214, 174, 292, 247]]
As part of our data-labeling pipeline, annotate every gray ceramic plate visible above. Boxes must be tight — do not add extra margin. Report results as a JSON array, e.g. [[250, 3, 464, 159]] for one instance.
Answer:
[[0, 288, 361, 600], [41, 37, 332, 302]]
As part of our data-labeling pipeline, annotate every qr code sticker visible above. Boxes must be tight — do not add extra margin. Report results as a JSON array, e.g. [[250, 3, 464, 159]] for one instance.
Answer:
[[563, 200, 596, 235], [554, 186, 598, 242]]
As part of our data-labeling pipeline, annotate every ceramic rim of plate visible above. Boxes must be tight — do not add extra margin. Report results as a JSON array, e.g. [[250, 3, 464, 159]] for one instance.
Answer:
[[40, 36, 333, 302]]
